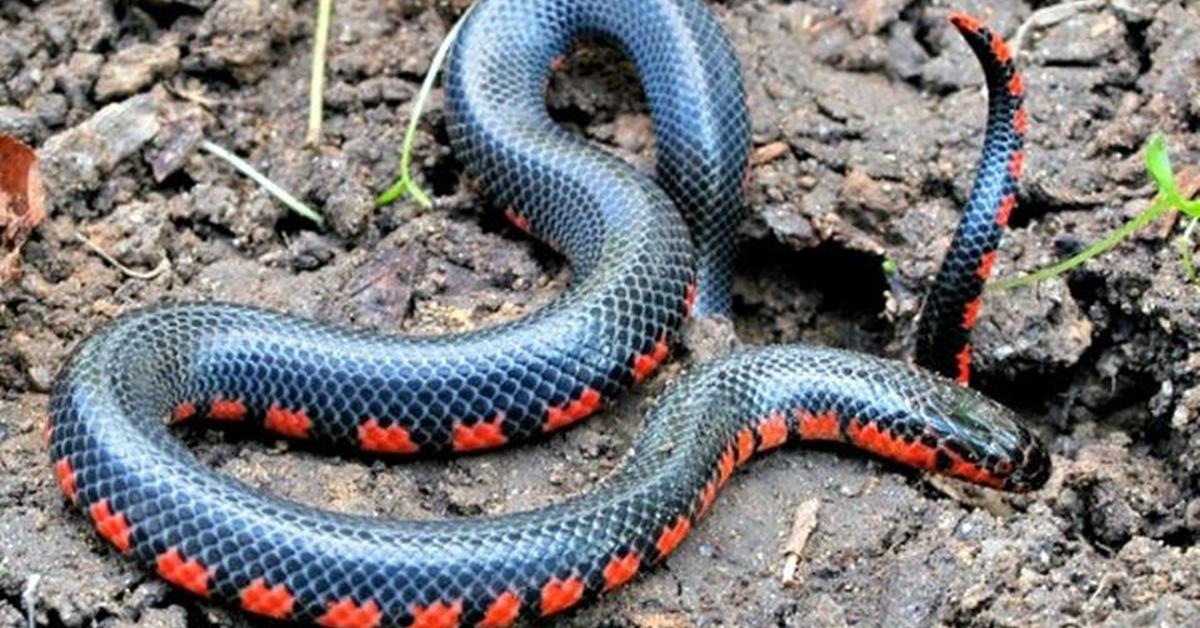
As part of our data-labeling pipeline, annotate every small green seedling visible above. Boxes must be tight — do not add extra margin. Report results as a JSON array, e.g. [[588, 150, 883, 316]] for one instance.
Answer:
[[991, 133, 1200, 291], [377, 3, 478, 210]]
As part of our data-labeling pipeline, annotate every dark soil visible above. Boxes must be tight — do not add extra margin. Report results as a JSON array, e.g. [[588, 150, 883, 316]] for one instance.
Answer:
[[2, 0, 1199, 626]]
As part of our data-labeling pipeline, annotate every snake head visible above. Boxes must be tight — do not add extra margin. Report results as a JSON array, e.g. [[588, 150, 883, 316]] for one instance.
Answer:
[[927, 383, 1051, 492]]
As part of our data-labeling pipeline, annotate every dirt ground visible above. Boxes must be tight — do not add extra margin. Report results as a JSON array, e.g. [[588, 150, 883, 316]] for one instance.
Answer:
[[1, 0, 1199, 626]]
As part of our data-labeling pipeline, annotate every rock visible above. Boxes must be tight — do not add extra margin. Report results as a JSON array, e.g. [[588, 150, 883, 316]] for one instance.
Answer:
[[38, 92, 161, 211], [682, 315, 740, 363], [974, 271, 1094, 378], [287, 232, 337, 272], [1173, 385, 1200, 428], [920, 52, 972, 93], [885, 21, 928, 82], [327, 6, 447, 78], [109, 606, 188, 628], [0, 514, 143, 627], [1186, 499, 1200, 531], [9, 330, 63, 392], [322, 172, 372, 238], [0, 36, 24, 82], [35, 0, 117, 53], [186, 0, 277, 83], [84, 201, 170, 269], [1108, 595, 1200, 627], [171, 182, 282, 251], [1139, 4, 1200, 113], [0, 600, 22, 627], [95, 41, 181, 101], [760, 204, 817, 249], [146, 100, 206, 182], [1037, 11, 1125, 66], [119, 581, 171, 622], [30, 93, 68, 130], [0, 106, 44, 142], [54, 52, 104, 114], [838, 168, 903, 216], [837, 34, 889, 72]]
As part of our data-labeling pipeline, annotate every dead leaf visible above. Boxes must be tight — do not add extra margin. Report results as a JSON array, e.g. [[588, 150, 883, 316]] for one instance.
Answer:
[[0, 134, 46, 281]]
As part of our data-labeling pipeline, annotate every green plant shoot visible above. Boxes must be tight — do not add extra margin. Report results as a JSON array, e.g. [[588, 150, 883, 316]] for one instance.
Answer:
[[377, 3, 478, 210], [990, 133, 1200, 291]]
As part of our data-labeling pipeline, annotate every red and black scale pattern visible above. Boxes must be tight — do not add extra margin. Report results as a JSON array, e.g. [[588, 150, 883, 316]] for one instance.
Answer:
[[47, 3, 1047, 627], [50, 336, 1048, 627], [915, 13, 1028, 385]]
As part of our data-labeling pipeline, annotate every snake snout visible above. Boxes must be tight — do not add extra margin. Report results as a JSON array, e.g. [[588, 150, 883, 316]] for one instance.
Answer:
[[927, 385, 1050, 492], [1002, 429, 1051, 492], [969, 421, 1051, 492]]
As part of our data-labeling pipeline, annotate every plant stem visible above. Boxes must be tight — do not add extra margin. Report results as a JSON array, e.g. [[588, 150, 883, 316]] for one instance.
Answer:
[[376, 2, 478, 209], [989, 197, 1170, 291], [201, 140, 326, 228], [305, 0, 334, 147]]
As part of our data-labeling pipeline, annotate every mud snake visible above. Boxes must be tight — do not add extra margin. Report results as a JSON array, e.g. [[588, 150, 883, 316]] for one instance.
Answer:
[[48, 2, 1048, 626]]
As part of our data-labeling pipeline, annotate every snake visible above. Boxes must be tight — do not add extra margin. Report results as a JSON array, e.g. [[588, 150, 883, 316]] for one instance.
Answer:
[[47, 1, 1048, 626]]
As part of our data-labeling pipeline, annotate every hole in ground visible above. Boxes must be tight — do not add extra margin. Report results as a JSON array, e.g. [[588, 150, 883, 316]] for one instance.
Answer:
[[733, 238, 890, 352]]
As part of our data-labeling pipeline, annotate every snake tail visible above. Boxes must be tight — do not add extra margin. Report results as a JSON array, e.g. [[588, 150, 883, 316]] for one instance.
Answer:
[[915, 12, 1027, 384]]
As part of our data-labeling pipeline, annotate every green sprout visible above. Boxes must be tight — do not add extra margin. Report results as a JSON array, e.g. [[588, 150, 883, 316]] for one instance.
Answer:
[[881, 257, 899, 276], [990, 133, 1200, 291], [376, 2, 478, 209]]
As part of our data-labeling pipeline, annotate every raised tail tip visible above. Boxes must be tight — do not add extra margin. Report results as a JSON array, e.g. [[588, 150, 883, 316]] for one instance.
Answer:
[[947, 11, 984, 35], [947, 11, 1017, 69]]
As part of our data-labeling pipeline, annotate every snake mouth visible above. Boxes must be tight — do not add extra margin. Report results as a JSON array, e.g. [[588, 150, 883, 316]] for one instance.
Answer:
[[1004, 437, 1052, 492], [928, 385, 1050, 492], [970, 423, 1050, 493], [931, 434, 1050, 493]]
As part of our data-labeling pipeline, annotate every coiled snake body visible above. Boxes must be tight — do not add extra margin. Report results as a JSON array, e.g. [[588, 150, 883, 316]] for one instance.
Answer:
[[48, 2, 1047, 626]]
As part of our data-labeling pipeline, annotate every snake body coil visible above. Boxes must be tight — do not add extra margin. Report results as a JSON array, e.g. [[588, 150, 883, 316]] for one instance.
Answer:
[[48, 2, 1047, 626]]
